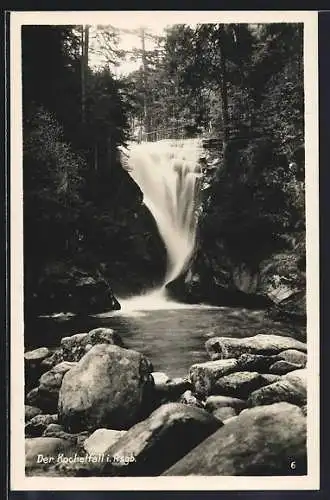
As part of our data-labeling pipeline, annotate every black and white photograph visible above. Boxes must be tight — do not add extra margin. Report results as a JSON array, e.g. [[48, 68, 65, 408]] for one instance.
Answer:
[[10, 10, 319, 490]]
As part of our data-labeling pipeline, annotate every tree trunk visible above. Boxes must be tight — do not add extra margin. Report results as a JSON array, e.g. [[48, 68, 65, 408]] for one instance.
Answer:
[[81, 25, 89, 124], [218, 26, 229, 150]]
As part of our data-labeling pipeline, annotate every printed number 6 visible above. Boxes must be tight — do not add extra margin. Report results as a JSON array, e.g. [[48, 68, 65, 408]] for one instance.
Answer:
[[290, 461, 296, 470]]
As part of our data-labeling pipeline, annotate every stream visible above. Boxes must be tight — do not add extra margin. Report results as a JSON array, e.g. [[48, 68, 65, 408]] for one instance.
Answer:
[[25, 301, 304, 378]]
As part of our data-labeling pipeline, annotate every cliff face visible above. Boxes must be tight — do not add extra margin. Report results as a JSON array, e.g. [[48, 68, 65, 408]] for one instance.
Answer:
[[167, 137, 306, 327], [25, 161, 167, 316]]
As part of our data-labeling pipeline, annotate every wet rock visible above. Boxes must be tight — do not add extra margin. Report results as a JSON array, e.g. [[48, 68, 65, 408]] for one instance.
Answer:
[[212, 406, 236, 422], [189, 359, 238, 397], [25, 437, 73, 475], [163, 403, 307, 476], [213, 372, 268, 399], [179, 390, 204, 408], [58, 344, 154, 432], [248, 378, 307, 407], [25, 405, 42, 422], [34, 361, 77, 412], [269, 360, 303, 375], [25, 347, 51, 390], [205, 334, 307, 361], [236, 353, 280, 372], [278, 349, 307, 367], [100, 402, 221, 476], [83, 429, 127, 455], [25, 414, 58, 437], [205, 395, 246, 413]]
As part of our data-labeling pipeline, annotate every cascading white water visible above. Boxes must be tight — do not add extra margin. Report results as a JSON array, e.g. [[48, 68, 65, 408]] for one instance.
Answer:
[[123, 138, 203, 292]]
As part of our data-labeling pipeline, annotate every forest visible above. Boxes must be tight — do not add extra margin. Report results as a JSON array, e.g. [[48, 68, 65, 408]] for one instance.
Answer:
[[22, 22, 305, 322]]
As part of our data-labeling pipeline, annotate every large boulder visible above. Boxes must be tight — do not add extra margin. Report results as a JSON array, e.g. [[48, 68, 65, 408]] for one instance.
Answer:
[[189, 359, 238, 397], [278, 349, 307, 367], [58, 344, 154, 432], [283, 368, 307, 392], [205, 334, 307, 361], [163, 403, 307, 475], [83, 429, 126, 456], [60, 328, 124, 363], [100, 402, 221, 476], [269, 360, 304, 375], [27, 263, 121, 315], [236, 353, 280, 372], [247, 378, 307, 407], [41, 328, 124, 370], [213, 372, 270, 399]]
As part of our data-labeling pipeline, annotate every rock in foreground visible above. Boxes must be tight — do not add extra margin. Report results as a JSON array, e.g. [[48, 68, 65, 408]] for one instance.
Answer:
[[247, 379, 307, 408], [213, 371, 268, 399], [205, 334, 307, 361], [100, 402, 222, 476], [189, 359, 238, 397], [60, 328, 124, 362], [58, 344, 154, 432], [83, 429, 126, 455], [163, 403, 307, 476]]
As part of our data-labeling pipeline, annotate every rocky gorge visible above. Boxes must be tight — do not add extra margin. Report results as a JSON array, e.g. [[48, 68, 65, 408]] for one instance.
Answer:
[[25, 327, 308, 477]]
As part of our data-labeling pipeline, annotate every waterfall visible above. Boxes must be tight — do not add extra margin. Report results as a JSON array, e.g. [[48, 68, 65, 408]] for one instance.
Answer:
[[123, 138, 203, 290]]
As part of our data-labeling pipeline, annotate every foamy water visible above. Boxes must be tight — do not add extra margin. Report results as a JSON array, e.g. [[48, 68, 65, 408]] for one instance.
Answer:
[[122, 139, 203, 286]]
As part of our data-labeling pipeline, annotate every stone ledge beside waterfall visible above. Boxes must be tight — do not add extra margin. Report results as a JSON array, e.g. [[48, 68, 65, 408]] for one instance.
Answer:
[[24, 329, 307, 477]]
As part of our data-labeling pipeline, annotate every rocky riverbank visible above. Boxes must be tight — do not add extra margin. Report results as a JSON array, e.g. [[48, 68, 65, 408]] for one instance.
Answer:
[[25, 328, 307, 477]]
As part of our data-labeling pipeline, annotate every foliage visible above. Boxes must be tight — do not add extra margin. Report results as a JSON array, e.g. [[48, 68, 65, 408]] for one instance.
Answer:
[[23, 105, 85, 265]]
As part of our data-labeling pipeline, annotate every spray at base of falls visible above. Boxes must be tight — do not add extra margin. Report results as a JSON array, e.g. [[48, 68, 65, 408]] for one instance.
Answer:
[[122, 138, 203, 308]]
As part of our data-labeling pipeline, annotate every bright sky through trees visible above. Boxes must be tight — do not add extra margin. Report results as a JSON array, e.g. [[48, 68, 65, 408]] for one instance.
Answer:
[[89, 25, 167, 76]]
